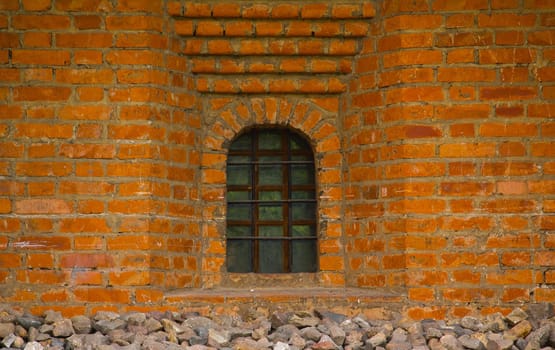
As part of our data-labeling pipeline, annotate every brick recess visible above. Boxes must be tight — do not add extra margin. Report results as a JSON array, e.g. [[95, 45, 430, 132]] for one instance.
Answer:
[[0, 0, 554, 319]]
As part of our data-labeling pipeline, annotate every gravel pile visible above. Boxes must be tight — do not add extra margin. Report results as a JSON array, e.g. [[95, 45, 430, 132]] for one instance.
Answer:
[[0, 305, 554, 350]]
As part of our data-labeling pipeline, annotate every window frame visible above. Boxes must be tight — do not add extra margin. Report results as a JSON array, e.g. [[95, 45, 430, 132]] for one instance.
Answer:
[[226, 127, 318, 273]]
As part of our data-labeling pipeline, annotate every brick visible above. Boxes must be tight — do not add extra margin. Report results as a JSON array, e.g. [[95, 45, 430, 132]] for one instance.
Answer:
[[385, 86, 444, 104], [479, 13, 536, 27], [56, 33, 112, 48], [74, 288, 130, 303], [106, 16, 163, 31], [384, 15, 442, 32], [15, 199, 72, 214], [385, 125, 442, 140], [378, 33, 433, 51], [77, 87, 104, 102], [16, 123, 73, 138], [439, 143, 496, 157], [13, 87, 71, 101], [12, 236, 70, 250], [480, 48, 536, 64], [482, 162, 538, 176], [481, 199, 536, 213], [12, 50, 70, 65], [436, 32, 493, 47], [74, 15, 102, 29], [13, 15, 70, 29], [479, 122, 537, 137], [438, 67, 496, 82], [61, 253, 114, 268], [432, 0, 488, 10]]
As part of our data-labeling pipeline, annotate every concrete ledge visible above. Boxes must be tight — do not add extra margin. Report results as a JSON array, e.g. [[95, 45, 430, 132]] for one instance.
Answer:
[[163, 288, 404, 317]]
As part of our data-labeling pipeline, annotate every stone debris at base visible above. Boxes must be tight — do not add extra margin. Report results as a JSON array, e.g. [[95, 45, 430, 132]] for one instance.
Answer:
[[0, 305, 553, 350]]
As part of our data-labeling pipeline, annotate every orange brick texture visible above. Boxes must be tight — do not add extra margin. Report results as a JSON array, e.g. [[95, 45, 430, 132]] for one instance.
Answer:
[[0, 0, 553, 319]]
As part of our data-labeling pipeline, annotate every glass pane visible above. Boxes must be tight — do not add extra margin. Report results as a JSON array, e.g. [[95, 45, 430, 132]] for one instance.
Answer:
[[227, 226, 251, 238], [258, 131, 281, 150], [290, 134, 310, 150], [227, 239, 252, 272], [291, 191, 315, 200], [292, 202, 315, 221], [259, 225, 283, 237], [259, 204, 283, 221], [291, 164, 314, 185], [292, 225, 316, 237], [259, 165, 282, 185], [230, 134, 251, 151], [227, 165, 251, 185], [259, 240, 284, 273], [228, 204, 251, 221], [258, 155, 282, 163], [228, 191, 250, 201], [259, 191, 282, 201], [291, 155, 312, 161], [291, 240, 317, 272], [228, 155, 250, 163]]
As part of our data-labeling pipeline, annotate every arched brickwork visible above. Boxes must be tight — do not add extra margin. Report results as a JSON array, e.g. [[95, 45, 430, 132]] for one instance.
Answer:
[[198, 96, 346, 288]]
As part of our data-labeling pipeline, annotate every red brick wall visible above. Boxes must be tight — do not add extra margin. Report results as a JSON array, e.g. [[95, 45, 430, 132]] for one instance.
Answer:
[[0, 0, 553, 318]]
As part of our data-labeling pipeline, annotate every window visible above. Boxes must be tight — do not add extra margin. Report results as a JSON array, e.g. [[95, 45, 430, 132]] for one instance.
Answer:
[[226, 127, 317, 273]]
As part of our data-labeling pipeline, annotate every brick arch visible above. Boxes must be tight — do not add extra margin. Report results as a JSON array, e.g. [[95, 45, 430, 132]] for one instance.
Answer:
[[199, 96, 345, 288]]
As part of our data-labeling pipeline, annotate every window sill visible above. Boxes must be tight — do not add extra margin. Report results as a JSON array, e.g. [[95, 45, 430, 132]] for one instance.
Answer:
[[164, 287, 403, 305]]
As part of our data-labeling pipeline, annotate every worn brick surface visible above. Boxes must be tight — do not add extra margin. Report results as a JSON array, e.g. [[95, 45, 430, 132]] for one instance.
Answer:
[[0, 0, 553, 319]]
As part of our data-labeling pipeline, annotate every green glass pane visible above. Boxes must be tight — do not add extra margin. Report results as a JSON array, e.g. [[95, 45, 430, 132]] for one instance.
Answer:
[[227, 165, 251, 185], [228, 155, 251, 163], [259, 240, 284, 273], [258, 155, 282, 163], [291, 191, 315, 200], [228, 191, 250, 201], [259, 204, 283, 221], [259, 191, 282, 201], [230, 134, 251, 151], [227, 204, 251, 221], [291, 240, 317, 272], [291, 155, 312, 161], [259, 165, 282, 185], [227, 226, 251, 238], [292, 225, 316, 237], [292, 202, 315, 221], [258, 131, 281, 150], [227, 239, 252, 272], [290, 134, 310, 150], [259, 225, 283, 237], [291, 164, 314, 185]]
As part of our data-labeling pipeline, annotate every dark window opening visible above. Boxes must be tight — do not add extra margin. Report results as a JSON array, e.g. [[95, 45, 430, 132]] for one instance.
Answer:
[[226, 127, 318, 273]]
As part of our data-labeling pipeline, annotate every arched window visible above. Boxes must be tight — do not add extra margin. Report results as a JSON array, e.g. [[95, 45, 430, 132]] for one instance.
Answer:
[[226, 127, 317, 273]]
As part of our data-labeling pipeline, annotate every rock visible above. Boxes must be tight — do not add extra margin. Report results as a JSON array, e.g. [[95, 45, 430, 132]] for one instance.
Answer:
[[145, 318, 164, 333], [506, 320, 533, 341], [300, 326, 322, 342], [315, 310, 348, 324], [123, 312, 147, 326], [273, 341, 290, 350], [17, 315, 43, 330], [368, 332, 387, 348], [526, 304, 554, 329], [0, 322, 15, 338], [524, 324, 551, 350], [208, 328, 230, 347], [94, 318, 127, 334], [2, 333, 17, 348], [322, 319, 346, 346], [268, 325, 299, 343], [44, 310, 63, 324], [290, 332, 306, 348], [313, 334, 340, 350], [458, 334, 486, 350], [23, 341, 44, 350], [439, 334, 464, 350], [289, 313, 319, 328], [53, 319, 74, 337], [462, 316, 483, 331], [71, 315, 92, 334], [507, 309, 529, 326]]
